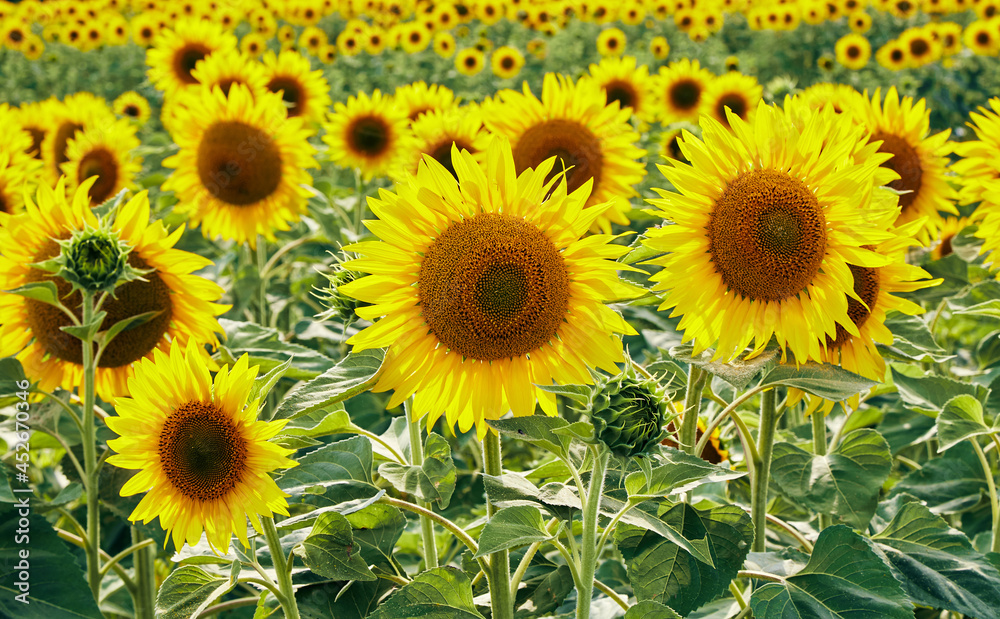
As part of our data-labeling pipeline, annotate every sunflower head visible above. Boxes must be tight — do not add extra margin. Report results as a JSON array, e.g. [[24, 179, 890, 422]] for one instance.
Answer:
[[590, 363, 670, 457]]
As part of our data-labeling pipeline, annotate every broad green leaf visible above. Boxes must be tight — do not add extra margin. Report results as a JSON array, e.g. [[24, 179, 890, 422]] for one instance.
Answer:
[[936, 394, 992, 452], [950, 224, 984, 261], [0, 357, 27, 388], [487, 416, 572, 457], [955, 300, 1000, 319], [879, 408, 936, 454], [671, 344, 780, 390], [749, 526, 912, 619], [282, 404, 353, 438], [625, 447, 745, 497], [298, 512, 376, 582], [616, 504, 752, 615], [98, 309, 163, 348], [278, 437, 378, 508], [216, 318, 334, 380], [0, 504, 103, 619], [879, 312, 952, 362], [873, 502, 1000, 618], [605, 495, 716, 568], [976, 330, 1000, 369], [4, 281, 62, 307], [760, 363, 876, 401], [891, 367, 989, 413], [296, 580, 395, 619], [889, 442, 988, 514], [368, 567, 486, 619], [535, 383, 592, 406], [378, 432, 456, 509], [624, 601, 681, 619], [770, 429, 892, 529], [276, 491, 386, 531], [155, 566, 233, 619], [249, 358, 292, 407], [345, 503, 406, 569], [514, 565, 574, 616], [273, 349, 385, 420], [475, 505, 551, 557]]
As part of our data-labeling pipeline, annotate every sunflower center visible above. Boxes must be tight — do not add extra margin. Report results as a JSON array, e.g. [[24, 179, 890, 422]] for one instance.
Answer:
[[429, 139, 471, 178], [124, 104, 140, 117], [716, 93, 748, 126], [26, 246, 173, 368], [501, 55, 515, 70], [174, 43, 211, 85], [267, 77, 305, 117], [873, 132, 923, 211], [196, 121, 283, 206], [828, 263, 880, 349], [891, 48, 904, 62], [910, 38, 929, 57], [670, 79, 701, 111], [418, 213, 570, 361], [604, 80, 637, 109], [79, 148, 119, 204], [347, 116, 391, 157], [709, 168, 827, 302], [54, 121, 84, 168], [27, 127, 44, 158], [847, 44, 860, 59], [512, 119, 602, 194], [158, 401, 248, 502]]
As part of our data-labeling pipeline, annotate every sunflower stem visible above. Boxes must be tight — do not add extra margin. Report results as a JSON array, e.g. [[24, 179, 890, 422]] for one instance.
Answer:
[[577, 446, 610, 619], [131, 527, 156, 619], [404, 399, 438, 569], [353, 169, 366, 237], [256, 235, 268, 327], [483, 430, 514, 619], [262, 516, 300, 619], [79, 289, 102, 600], [680, 366, 707, 457], [751, 389, 778, 553], [811, 411, 831, 532], [971, 437, 1000, 554]]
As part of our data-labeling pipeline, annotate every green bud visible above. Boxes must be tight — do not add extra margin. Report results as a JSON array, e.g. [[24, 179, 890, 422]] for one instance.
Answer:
[[315, 256, 368, 325], [51, 224, 136, 295], [589, 364, 670, 458]]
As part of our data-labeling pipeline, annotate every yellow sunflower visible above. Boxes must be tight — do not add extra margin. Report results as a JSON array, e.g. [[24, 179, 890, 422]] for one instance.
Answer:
[[341, 137, 641, 438], [15, 100, 51, 159], [455, 47, 485, 76], [240, 32, 268, 57], [163, 85, 317, 248], [796, 83, 864, 115], [846, 87, 957, 244], [190, 48, 269, 99], [964, 20, 997, 55], [653, 59, 716, 124], [876, 40, 908, 70], [649, 35, 670, 60], [596, 27, 626, 56], [113, 91, 151, 124], [61, 119, 142, 206], [261, 50, 332, 126], [701, 71, 762, 129], [0, 179, 228, 401], [323, 89, 412, 181], [395, 104, 491, 179], [482, 73, 647, 233], [644, 102, 898, 363], [433, 31, 456, 57], [393, 81, 457, 123], [41, 93, 117, 184], [953, 98, 1000, 207], [145, 19, 237, 95], [491, 45, 525, 79], [107, 341, 297, 552], [587, 55, 655, 124], [848, 10, 872, 33], [900, 27, 940, 67], [931, 215, 973, 260], [835, 33, 872, 70]]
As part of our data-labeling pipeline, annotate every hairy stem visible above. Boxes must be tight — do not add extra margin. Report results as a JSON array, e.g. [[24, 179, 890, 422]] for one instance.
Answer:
[[483, 431, 513, 619], [751, 389, 777, 553], [577, 447, 610, 619], [262, 516, 300, 619]]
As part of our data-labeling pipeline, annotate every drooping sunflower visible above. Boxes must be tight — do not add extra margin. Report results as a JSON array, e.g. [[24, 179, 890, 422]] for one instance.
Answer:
[[395, 104, 490, 179], [260, 50, 331, 126], [835, 33, 872, 69], [61, 120, 142, 206], [700, 71, 762, 129], [341, 137, 641, 438], [106, 341, 297, 552], [0, 179, 228, 400], [323, 89, 412, 180], [587, 56, 655, 124], [482, 73, 646, 233], [846, 87, 957, 244], [393, 81, 457, 123], [653, 59, 716, 124], [146, 19, 237, 95], [163, 84, 317, 248], [644, 103, 898, 363], [113, 91, 152, 124]]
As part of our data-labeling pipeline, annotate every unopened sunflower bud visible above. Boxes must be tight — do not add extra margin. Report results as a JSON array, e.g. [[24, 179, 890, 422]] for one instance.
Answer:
[[56, 225, 132, 294], [315, 259, 367, 325], [589, 364, 670, 457]]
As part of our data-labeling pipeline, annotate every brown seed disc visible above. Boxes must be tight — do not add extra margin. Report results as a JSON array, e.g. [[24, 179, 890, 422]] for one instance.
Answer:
[[267, 76, 306, 117], [173, 43, 211, 85], [512, 119, 603, 194], [669, 78, 702, 112], [346, 115, 391, 158], [708, 168, 827, 302], [428, 139, 472, 179], [604, 79, 638, 110], [78, 148, 119, 204], [53, 121, 84, 168], [828, 263, 880, 349], [873, 132, 923, 211], [715, 93, 748, 127], [418, 213, 570, 361], [158, 401, 248, 502], [196, 121, 283, 206]]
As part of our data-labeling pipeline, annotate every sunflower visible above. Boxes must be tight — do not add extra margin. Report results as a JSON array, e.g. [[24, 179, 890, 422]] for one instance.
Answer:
[[644, 103, 898, 363], [106, 341, 297, 552], [399, 21, 431, 53], [261, 50, 331, 126], [900, 27, 940, 67], [835, 33, 871, 69], [396, 105, 490, 179], [657, 127, 691, 163], [0, 179, 227, 400], [163, 85, 317, 248], [190, 49, 269, 99], [0, 106, 43, 214], [130, 12, 162, 47], [393, 81, 457, 123], [846, 88, 957, 244], [61, 120, 142, 206], [482, 73, 647, 233], [596, 27, 626, 56], [491, 45, 525, 79], [701, 71, 761, 129], [146, 19, 237, 95], [433, 31, 456, 57], [341, 137, 641, 438], [41, 93, 116, 184], [876, 40, 907, 70], [931, 216, 973, 260], [240, 32, 268, 57], [324, 89, 412, 180], [649, 35, 670, 60], [587, 56, 654, 123], [953, 98, 1000, 207], [964, 20, 998, 55], [653, 59, 716, 124], [848, 10, 872, 33], [113, 91, 152, 124], [299, 25, 327, 56], [455, 47, 485, 75], [935, 21, 964, 56]]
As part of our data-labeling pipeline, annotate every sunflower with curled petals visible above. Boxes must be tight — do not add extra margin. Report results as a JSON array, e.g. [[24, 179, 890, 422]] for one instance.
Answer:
[[482, 73, 646, 234], [340, 137, 642, 439], [162, 84, 317, 249], [952, 98, 1000, 207], [0, 178, 228, 401], [644, 103, 899, 364], [846, 87, 957, 244], [107, 341, 297, 552]]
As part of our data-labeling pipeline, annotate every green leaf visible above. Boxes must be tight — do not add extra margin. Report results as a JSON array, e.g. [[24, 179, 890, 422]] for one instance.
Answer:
[[378, 432, 456, 509], [625, 447, 745, 497], [250, 358, 292, 407], [60, 310, 107, 341], [750, 526, 911, 618], [368, 567, 486, 619], [345, 503, 406, 569], [272, 349, 385, 420], [671, 344, 780, 391], [936, 394, 992, 452], [282, 404, 354, 438], [97, 309, 163, 348], [889, 442, 988, 514], [0, 357, 27, 389], [623, 239, 662, 264], [535, 383, 592, 406], [514, 564, 574, 617], [0, 504, 103, 619], [879, 312, 952, 362], [616, 504, 752, 615], [4, 282, 62, 307], [770, 429, 892, 529], [475, 505, 551, 558], [298, 512, 377, 582], [872, 502, 1000, 618], [216, 318, 334, 380], [278, 437, 379, 508], [624, 600, 681, 619], [487, 416, 572, 458], [955, 300, 1000, 319], [296, 580, 395, 619], [975, 330, 1000, 369], [891, 367, 989, 413], [950, 224, 984, 261], [760, 362, 876, 401], [155, 565, 233, 619]]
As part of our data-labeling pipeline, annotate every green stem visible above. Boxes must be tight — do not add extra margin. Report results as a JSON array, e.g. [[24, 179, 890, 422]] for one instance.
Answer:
[[262, 516, 300, 619], [680, 366, 707, 456], [593, 579, 628, 611], [811, 412, 831, 532], [696, 386, 763, 466], [256, 235, 268, 326], [354, 170, 366, 236], [483, 431, 513, 619], [971, 439, 1000, 554], [405, 400, 438, 569], [751, 389, 777, 553], [80, 290, 101, 600], [577, 447, 610, 619], [131, 528, 156, 619]]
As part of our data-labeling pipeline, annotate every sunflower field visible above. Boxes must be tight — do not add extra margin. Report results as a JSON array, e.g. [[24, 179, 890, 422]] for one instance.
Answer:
[[7, 0, 1000, 618]]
